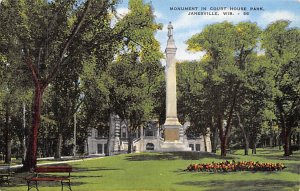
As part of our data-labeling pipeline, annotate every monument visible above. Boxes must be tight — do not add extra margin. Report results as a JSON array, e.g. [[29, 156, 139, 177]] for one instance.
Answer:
[[86, 22, 210, 154], [161, 22, 191, 151]]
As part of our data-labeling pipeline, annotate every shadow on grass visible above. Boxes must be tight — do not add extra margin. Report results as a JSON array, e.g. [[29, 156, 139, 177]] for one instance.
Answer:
[[74, 167, 122, 172], [285, 162, 300, 174], [126, 152, 235, 161], [176, 179, 298, 191], [263, 155, 300, 161], [2, 167, 114, 189], [232, 149, 300, 161], [72, 175, 103, 179], [0, 175, 85, 189]]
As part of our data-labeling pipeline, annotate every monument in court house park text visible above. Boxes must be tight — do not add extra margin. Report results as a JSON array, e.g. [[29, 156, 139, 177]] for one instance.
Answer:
[[160, 22, 191, 151]]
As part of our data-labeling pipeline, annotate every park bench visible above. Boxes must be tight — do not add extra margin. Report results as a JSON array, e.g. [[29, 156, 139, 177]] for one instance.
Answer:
[[26, 165, 72, 191], [0, 164, 14, 185]]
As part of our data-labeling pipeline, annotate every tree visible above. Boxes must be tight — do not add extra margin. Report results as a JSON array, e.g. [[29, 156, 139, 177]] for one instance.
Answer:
[[80, 57, 112, 155], [0, 0, 121, 170], [108, 52, 163, 154], [0, 2, 33, 163], [234, 54, 276, 155], [187, 22, 262, 156], [107, 0, 163, 153], [177, 61, 210, 151], [50, 62, 82, 159], [262, 20, 300, 156]]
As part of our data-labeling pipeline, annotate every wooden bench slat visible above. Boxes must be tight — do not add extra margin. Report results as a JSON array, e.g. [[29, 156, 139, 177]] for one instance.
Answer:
[[29, 177, 69, 181], [34, 168, 72, 173]]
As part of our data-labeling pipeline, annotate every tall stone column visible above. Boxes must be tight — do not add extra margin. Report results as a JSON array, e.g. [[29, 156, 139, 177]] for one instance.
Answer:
[[164, 22, 181, 142]]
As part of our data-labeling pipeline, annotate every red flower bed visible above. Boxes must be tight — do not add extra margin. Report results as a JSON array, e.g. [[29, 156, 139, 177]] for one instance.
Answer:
[[185, 160, 286, 172]]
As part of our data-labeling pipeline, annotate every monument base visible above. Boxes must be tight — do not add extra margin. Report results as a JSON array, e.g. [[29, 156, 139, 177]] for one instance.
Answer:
[[160, 141, 191, 152], [164, 117, 181, 142], [162, 122, 191, 152], [164, 127, 180, 141]]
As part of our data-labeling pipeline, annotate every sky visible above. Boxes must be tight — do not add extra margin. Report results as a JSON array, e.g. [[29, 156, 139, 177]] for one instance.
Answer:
[[116, 0, 300, 63]]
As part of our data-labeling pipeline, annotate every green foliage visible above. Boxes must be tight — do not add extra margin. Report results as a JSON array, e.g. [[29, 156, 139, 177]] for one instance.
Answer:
[[262, 20, 300, 155], [104, 0, 164, 153], [0, 0, 122, 161], [184, 21, 278, 154], [177, 61, 208, 137]]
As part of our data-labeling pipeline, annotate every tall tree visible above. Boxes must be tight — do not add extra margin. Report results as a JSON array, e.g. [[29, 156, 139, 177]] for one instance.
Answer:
[[234, 55, 276, 155], [107, 0, 163, 153], [0, 1, 33, 163], [50, 63, 81, 159], [262, 20, 300, 156], [177, 61, 210, 151], [1, 0, 120, 170], [187, 22, 261, 156]]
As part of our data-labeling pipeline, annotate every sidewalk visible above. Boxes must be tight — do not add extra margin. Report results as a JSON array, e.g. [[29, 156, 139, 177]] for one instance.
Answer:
[[0, 155, 104, 170]]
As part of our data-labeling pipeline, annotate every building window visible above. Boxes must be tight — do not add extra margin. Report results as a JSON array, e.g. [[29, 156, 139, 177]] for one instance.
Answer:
[[189, 144, 194, 151], [196, 144, 200, 151], [97, 128, 108, 138], [97, 144, 103, 154], [97, 130, 103, 138], [104, 144, 108, 155], [135, 131, 139, 138], [122, 126, 127, 138], [145, 123, 154, 137]]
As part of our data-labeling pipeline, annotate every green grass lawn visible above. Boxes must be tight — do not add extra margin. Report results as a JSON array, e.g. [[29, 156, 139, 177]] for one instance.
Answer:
[[2, 148, 299, 191]]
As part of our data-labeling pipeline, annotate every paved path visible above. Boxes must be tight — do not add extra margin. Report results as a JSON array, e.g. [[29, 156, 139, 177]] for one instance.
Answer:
[[0, 156, 104, 170]]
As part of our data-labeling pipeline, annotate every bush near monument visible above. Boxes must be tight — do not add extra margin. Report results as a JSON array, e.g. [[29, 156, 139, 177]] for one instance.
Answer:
[[185, 160, 286, 172]]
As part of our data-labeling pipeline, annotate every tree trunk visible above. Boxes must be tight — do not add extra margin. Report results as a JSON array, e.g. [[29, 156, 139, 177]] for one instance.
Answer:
[[244, 139, 249, 155], [203, 133, 208, 152], [220, 136, 227, 156], [22, 102, 27, 163], [23, 85, 44, 171], [252, 143, 257, 154], [236, 112, 249, 155], [270, 136, 273, 147], [127, 135, 133, 154], [4, 139, 11, 164], [278, 137, 282, 150], [283, 128, 291, 156], [211, 126, 218, 153], [73, 113, 77, 157], [277, 101, 292, 156], [55, 130, 63, 159], [217, 115, 227, 157], [4, 104, 11, 164], [107, 114, 115, 156], [297, 132, 300, 148], [280, 118, 291, 156]]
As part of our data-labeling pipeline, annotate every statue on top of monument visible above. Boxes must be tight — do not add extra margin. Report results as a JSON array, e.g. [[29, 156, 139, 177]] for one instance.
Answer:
[[167, 22, 173, 38]]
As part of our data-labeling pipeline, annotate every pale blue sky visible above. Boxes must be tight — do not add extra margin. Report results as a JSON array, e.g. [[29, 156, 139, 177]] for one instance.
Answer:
[[116, 0, 300, 62]]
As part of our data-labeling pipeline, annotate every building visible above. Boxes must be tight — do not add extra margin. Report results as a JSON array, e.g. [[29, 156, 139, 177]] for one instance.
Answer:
[[85, 114, 212, 155]]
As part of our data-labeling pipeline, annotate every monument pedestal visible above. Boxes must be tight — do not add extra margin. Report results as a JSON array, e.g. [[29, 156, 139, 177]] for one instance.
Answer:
[[160, 141, 191, 152], [162, 119, 191, 151], [164, 117, 181, 141]]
